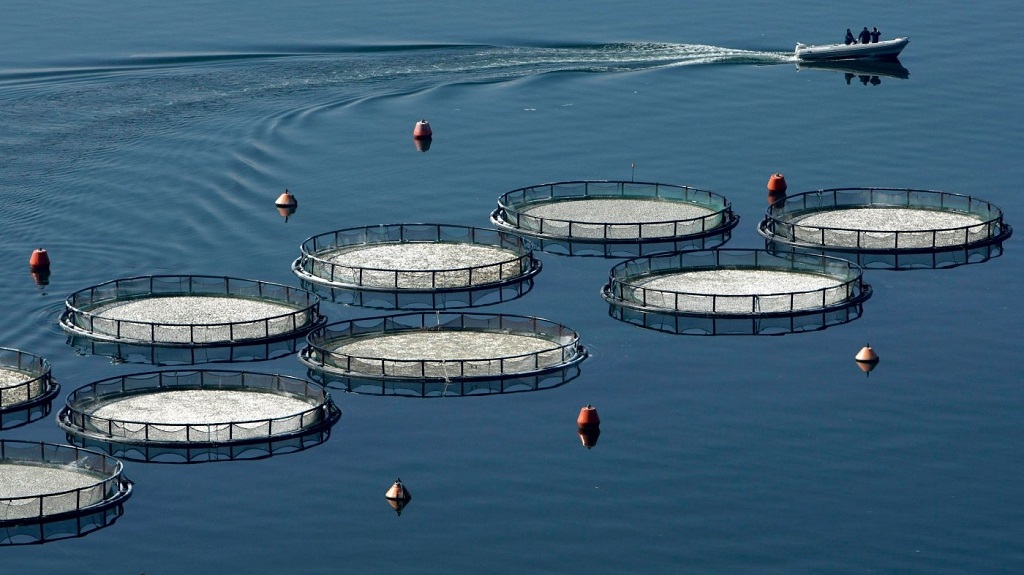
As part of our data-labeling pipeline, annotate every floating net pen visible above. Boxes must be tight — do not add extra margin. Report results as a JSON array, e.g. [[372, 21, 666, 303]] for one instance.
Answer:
[[58, 370, 340, 448], [0, 440, 132, 543], [602, 249, 872, 317], [292, 223, 541, 292], [490, 180, 739, 245], [758, 188, 1012, 252], [0, 347, 60, 422], [300, 312, 588, 382], [59, 275, 325, 347]]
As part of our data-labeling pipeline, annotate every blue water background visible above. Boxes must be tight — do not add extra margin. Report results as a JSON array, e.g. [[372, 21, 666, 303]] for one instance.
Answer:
[[2, 1, 1022, 573]]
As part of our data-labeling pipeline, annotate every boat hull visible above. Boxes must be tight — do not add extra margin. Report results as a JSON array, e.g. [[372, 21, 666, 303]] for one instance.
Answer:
[[795, 37, 909, 61]]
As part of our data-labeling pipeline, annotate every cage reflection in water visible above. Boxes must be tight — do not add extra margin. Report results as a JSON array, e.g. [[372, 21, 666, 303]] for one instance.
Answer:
[[0, 347, 60, 430], [66, 332, 307, 366], [58, 370, 340, 464], [603, 249, 871, 336], [758, 188, 1012, 254], [300, 312, 588, 383], [764, 238, 1008, 271], [310, 362, 582, 398], [60, 275, 325, 347], [513, 229, 732, 259], [490, 180, 739, 256], [0, 440, 132, 546], [299, 275, 536, 311]]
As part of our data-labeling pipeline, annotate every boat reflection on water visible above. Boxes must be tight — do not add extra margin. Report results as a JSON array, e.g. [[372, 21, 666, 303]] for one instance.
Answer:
[[796, 58, 910, 85]]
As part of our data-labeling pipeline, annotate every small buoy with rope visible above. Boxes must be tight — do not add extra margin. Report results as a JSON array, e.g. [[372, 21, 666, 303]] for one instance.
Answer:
[[385, 478, 412, 515], [855, 343, 880, 374], [275, 189, 297, 208], [385, 478, 411, 502]]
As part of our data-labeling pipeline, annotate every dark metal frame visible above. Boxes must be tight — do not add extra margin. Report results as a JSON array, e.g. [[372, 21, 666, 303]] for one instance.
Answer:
[[300, 312, 587, 381], [758, 187, 1012, 252], [602, 249, 872, 317], [0, 441, 132, 527], [59, 275, 324, 347], [491, 180, 739, 243], [292, 223, 541, 291], [58, 370, 340, 447]]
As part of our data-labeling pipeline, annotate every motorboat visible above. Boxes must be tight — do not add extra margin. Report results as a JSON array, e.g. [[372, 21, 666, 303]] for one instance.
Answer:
[[795, 37, 909, 61]]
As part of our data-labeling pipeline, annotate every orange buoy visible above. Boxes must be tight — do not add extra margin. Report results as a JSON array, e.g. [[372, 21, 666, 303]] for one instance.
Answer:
[[29, 248, 50, 271], [413, 119, 432, 139], [578, 427, 601, 449], [275, 189, 297, 208], [766, 173, 787, 193], [855, 344, 880, 374], [385, 478, 411, 502], [855, 343, 879, 363], [767, 173, 788, 207], [577, 404, 600, 429]]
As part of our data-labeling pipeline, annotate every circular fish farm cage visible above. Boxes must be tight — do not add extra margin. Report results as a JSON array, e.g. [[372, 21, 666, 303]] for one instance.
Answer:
[[602, 249, 871, 334], [300, 312, 588, 382], [490, 180, 739, 248], [0, 440, 132, 544], [58, 370, 340, 449], [0, 348, 60, 429], [59, 275, 325, 347], [758, 188, 1012, 253], [292, 224, 541, 297]]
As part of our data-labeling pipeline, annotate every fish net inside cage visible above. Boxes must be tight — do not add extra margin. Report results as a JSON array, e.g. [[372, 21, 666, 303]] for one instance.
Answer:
[[60, 275, 321, 346], [302, 312, 586, 380], [760, 188, 1010, 251], [603, 249, 869, 316], [59, 371, 336, 445], [294, 224, 539, 290], [0, 441, 129, 524], [492, 180, 737, 242], [0, 348, 55, 410]]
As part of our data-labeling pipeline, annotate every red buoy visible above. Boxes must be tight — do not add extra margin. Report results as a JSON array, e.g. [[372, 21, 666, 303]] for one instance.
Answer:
[[577, 404, 601, 429], [275, 189, 297, 208], [767, 173, 788, 207], [29, 248, 50, 271], [767, 173, 787, 193], [413, 119, 432, 139]]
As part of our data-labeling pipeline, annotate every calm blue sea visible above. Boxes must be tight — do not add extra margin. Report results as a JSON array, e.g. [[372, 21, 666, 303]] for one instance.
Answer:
[[2, 1, 1022, 573]]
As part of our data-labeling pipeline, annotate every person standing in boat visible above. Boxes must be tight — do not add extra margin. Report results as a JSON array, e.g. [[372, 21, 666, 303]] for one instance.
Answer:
[[845, 29, 855, 45], [870, 27, 881, 43], [858, 27, 871, 44]]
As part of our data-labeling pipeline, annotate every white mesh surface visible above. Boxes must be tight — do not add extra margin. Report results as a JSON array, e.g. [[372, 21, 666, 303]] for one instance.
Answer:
[[0, 463, 106, 520], [517, 198, 720, 239], [86, 296, 304, 343], [317, 243, 524, 288], [791, 207, 987, 248], [0, 367, 45, 407], [631, 269, 849, 313]]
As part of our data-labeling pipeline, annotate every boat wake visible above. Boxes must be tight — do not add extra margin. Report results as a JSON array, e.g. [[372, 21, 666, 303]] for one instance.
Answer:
[[0, 42, 795, 89]]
